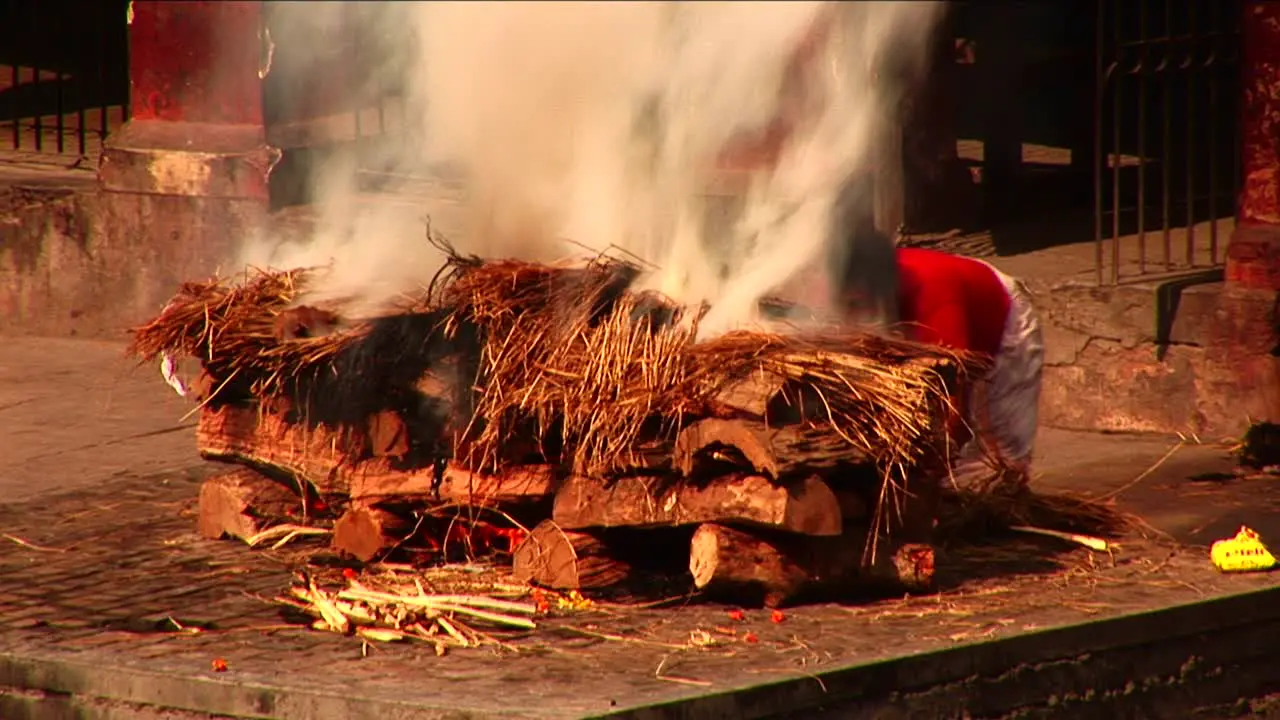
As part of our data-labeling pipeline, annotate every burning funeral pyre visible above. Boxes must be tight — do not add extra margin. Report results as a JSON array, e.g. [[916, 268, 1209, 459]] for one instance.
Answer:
[[131, 241, 991, 611]]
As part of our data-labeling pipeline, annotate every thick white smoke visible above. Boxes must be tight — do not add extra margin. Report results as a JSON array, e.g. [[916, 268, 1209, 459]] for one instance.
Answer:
[[241, 1, 944, 336]]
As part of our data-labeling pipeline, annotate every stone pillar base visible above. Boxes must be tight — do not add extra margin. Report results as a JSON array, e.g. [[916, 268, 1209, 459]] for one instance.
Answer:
[[88, 119, 280, 331], [1220, 222, 1280, 423], [1225, 223, 1280, 291], [99, 121, 280, 201], [1207, 284, 1280, 424]]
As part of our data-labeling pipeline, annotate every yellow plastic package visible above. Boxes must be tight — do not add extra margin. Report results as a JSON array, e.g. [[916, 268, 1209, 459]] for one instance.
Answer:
[[1210, 526, 1277, 573]]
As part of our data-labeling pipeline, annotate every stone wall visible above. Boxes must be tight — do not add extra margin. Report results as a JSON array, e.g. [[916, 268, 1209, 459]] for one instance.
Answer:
[[0, 174, 469, 340], [0, 182, 263, 339], [1033, 279, 1278, 438]]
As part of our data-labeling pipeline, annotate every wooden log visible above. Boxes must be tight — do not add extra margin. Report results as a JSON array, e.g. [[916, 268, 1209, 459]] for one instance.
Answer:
[[197, 467, 303, 541], [553, 473, 842, 536], [197, 405, 560, 504], [331, 504, 412, 562], [353, 463, 561, 505], [688, 522, 936, 608], [674, 419, 777, 477], [197, 404, 362, 495], [447, 464, 559, 503], [366, 409, 410, 459], [711, 371, 786, 418], [673, 418, 867, 481], [511, 520, 630, 590]]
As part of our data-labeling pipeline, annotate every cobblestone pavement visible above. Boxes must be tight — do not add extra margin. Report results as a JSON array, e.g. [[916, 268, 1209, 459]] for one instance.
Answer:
[[2, 337, 1280, 719], [4, 468, 1280, 719], [0, 337, 196, 503]]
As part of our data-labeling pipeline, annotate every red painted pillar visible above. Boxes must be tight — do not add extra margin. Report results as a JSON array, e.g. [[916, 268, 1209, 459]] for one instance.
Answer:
[[1215, 1, 1280, 425], [99, 0, 279, 199], [93, 1, 279, 328], [1226, 1, 1280, 290], [129, 2, 263, 126]]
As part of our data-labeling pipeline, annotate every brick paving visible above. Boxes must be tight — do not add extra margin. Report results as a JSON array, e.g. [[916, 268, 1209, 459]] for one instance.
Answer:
[[3, 338, 1280, 718]]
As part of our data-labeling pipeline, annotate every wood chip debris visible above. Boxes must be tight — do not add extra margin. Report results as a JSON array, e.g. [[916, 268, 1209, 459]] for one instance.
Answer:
[[273, 569, 595, 655], [245, 524, 332, 549]]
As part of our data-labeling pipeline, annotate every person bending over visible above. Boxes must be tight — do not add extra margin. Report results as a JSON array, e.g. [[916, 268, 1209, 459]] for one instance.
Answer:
[[841, 239, 1045, 486]]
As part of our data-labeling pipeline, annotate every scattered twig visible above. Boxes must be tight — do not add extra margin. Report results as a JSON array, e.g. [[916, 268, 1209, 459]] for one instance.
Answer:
[[244, 524, 331, 549], [1008, 525, 1111, 552], [1098, 441, 1184, 501], [274, 570, 568, 652], [2, 533, 68, 552], [655, 655, 713, 687], [560, 626, 690, 651]]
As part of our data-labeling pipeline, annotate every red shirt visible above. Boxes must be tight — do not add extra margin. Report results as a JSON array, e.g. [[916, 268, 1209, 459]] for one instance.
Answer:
[[896, 248, 1012, 358], [896, 248, 1013, 447]]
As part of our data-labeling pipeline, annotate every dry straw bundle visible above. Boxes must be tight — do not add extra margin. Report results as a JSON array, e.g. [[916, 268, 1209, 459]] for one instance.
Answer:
[[425, 244, 985, 476], [130, 269, 308, 369], [130, 242, 985, 479], [129, 267, 359, 398], [432, 254, 701, 474], [688, 331, 970, 474], [275, 566, 543, 654]]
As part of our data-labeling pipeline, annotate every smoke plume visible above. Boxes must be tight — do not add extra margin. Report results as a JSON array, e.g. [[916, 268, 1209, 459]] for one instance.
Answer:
[[240, 1, 944, 336]]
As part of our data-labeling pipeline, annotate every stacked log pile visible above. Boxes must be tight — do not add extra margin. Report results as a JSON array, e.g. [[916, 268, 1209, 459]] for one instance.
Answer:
[[131, 249, 983, 607]]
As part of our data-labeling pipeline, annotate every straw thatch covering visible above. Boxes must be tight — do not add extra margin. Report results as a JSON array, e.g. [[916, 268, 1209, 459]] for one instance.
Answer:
[[936, 484, 1138, 544], [130, 243, 988, 481]]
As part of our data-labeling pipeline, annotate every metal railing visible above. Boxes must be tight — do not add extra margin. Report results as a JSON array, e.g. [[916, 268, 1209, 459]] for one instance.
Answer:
[[262, 2, 409, 148], [0, 0, 130, 158], [261, 1, 415, 206], [1094, 0, 1241, 285]]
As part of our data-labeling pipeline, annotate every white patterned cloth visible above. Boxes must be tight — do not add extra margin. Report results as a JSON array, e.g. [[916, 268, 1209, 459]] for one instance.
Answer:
[[980, 265, 1044, 467], [953, 263, 1044, 484]]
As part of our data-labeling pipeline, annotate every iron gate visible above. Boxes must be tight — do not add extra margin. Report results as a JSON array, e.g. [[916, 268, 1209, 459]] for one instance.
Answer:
[[0, 0, 130, 157], [1094, 0, 1241, 285]]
